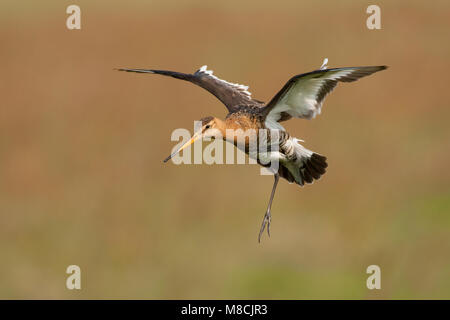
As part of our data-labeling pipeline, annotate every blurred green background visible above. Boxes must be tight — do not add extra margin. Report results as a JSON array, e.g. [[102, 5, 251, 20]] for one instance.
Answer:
[[1, 0, 449, 299]]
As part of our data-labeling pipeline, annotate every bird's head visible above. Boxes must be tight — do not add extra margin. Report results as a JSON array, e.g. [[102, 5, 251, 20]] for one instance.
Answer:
[[163, 116, 224, 162], [198, 116, 222, 138]]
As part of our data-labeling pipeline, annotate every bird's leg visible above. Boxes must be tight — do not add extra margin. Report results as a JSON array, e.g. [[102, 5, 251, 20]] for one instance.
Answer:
[[258, 173, 280, 243]]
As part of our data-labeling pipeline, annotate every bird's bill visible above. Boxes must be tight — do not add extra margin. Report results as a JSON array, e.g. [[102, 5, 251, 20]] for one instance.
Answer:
[[163, 132, 202, 163]]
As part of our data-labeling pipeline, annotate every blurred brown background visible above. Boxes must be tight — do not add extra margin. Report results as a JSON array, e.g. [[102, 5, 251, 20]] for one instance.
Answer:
[[1, 0, 449, 299]]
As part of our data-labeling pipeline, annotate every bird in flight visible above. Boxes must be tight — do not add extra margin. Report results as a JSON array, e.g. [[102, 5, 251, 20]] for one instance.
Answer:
[[118, 59, 387, 242]]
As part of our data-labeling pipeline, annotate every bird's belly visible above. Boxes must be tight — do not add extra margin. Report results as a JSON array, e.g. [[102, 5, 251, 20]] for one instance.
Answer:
[[229, 129, 300, 165]]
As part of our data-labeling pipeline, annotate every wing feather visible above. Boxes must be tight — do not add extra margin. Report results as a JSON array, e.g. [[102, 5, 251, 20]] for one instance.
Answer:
[[118, 65, 258, 112], [263, 64, 387, 129]]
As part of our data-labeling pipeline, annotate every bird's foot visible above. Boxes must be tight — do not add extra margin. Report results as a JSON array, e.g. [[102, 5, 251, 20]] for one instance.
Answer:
[[258, 210, 271, 243]]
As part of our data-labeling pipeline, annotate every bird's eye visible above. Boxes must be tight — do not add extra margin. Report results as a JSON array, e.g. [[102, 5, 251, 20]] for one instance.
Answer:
[[205, 125, 211, 129]]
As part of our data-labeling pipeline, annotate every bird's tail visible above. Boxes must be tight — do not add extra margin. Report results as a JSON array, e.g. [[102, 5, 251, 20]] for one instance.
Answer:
[[279, 141, 328, 186], [298, 152, 328, 185]]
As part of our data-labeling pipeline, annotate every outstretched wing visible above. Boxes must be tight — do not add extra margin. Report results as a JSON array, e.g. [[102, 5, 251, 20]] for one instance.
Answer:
[[118, 65, 257, 112], [262, 61, 387, 130]]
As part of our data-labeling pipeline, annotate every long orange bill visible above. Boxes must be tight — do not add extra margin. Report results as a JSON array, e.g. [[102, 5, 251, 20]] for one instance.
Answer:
[[163, 132, 202, 163]]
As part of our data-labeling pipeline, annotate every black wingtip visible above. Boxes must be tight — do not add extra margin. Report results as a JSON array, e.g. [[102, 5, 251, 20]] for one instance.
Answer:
[[115, 68, 157, 74], [361, 65, 388, 72]]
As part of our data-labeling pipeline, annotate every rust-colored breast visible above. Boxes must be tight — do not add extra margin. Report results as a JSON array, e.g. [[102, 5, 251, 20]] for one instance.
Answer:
[[225, 106, 265, 130], [224, 106, 266, 150]]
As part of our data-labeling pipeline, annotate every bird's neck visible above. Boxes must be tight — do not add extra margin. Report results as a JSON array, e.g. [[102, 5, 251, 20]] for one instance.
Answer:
[[213, 118, 228, 138]]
